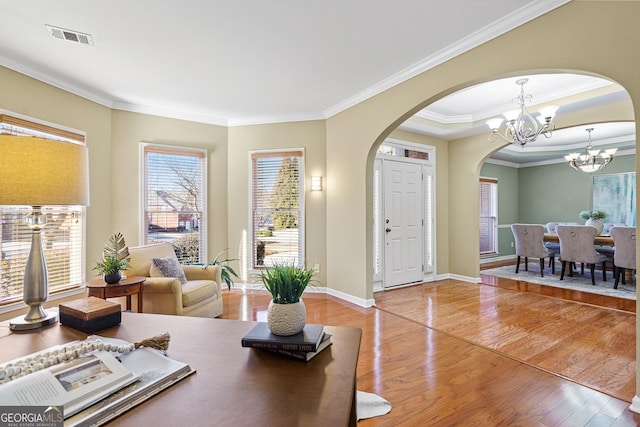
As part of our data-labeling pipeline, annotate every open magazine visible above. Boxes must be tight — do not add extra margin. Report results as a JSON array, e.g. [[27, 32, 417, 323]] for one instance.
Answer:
[[0, 350, 139, 418], [0, 336, 195, 427], [66, 340, 195, 427]]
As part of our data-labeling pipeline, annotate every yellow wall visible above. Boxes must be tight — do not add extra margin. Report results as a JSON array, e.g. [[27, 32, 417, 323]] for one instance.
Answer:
[[2, 0, 640, 405], [110, 110, 229, 256], [227, 121, 327, 285], [0, 66, 113, 320], [1, 4, 639, 388], [325, 0, 640, 301]]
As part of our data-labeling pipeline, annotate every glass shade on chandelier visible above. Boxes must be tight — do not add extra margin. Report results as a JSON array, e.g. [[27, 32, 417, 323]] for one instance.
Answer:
[[486, 78, 558, 147], [565, 128, 616, 173]]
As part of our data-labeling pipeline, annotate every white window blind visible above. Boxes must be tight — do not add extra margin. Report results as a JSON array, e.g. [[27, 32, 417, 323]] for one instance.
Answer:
[[142, 144, 207, 264], [0, 114, 85, 305], [479, 177, 498, 254], [423, 165, 434, 273], [373, 160, 382, 279], [250, 150, 304, 269]]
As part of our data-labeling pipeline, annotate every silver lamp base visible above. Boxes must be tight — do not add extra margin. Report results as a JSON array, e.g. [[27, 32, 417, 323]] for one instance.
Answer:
[[10, 310, 58, 331]]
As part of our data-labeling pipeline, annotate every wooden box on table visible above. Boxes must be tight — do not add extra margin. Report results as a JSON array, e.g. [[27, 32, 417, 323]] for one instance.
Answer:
[[59, 296, 121, 333]]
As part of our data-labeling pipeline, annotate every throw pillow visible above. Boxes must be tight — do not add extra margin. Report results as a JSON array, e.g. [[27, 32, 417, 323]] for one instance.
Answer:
[[150, 257, 187, 284]]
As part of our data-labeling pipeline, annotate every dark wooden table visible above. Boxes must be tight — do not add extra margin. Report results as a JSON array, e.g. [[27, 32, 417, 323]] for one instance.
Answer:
[[85, 276, 145, 313], [0, 313, 362, 427]]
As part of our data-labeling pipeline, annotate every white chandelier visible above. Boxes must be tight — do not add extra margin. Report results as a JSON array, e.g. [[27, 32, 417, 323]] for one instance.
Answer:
[[565, 128, 617, 173], [486, 78, 558, 147]]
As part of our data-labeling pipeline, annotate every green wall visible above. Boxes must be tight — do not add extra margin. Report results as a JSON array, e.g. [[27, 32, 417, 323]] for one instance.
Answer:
[[481, 153, 636, 257], [519, 154, 635, 224]]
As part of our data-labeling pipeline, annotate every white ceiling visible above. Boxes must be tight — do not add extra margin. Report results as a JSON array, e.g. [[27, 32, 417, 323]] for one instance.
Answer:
[[1, 0, 634, 166], [0, 0, 567, 125], [398, 73, 636, 165]]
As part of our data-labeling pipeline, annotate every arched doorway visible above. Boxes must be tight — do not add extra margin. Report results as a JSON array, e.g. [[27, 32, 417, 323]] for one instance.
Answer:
[[369, 72, 635, 295]]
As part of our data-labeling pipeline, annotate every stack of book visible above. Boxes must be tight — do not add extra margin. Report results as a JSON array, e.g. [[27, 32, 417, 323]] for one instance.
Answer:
[[241, 322, 332, 362]]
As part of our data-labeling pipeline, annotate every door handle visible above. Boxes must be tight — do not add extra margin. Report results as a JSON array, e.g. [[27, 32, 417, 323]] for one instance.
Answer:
[[385, 228, 391, 233]]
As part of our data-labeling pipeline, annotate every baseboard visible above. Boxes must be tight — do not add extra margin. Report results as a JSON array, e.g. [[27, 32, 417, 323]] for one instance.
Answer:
[[480, 254, 516, 264], [237, 282, 374, 308], [629, 395, 640, 414], [326, 287, 374, 308], [448, 273, 481, 283]]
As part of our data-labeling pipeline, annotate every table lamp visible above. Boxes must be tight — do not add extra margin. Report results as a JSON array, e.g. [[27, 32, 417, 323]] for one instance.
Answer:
[[0, 135, 89, 330]]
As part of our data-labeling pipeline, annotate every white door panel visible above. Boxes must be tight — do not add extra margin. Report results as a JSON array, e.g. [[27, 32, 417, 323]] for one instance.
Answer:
[[384, 160, 423, 288]]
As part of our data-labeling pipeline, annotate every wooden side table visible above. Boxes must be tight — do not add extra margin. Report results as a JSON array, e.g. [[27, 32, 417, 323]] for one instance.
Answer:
[[85, 276, 145, 313]]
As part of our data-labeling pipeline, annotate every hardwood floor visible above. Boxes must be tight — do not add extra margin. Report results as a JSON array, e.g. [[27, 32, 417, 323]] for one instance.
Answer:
[[219, 277, 640, 426]]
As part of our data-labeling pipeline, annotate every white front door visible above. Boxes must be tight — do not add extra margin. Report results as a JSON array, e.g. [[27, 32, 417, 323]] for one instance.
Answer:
[[383, 160, 423, 288]]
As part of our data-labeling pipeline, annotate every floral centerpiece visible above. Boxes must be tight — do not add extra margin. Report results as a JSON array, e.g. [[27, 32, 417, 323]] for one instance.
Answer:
[[579, 209, 607, 220], [579, 209, 607, 235]]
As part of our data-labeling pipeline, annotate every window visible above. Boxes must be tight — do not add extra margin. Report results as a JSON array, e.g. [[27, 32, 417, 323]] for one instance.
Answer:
[[142, 144, 207, 264], [250, 150, 304, 269], [0, 113, 85, 305], [479, 177, 498, 255]]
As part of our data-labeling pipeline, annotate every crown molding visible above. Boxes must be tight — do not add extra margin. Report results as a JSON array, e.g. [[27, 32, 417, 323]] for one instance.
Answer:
[[0, 53, 114, 109], [0, 0, 571, 127], [323, 0, 570, 119], [111, 102, 229, 127]]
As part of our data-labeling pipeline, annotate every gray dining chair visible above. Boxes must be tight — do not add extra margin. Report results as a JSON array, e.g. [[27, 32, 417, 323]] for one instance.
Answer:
[[610, 226, 636, 289], [511, 224, 555, 277], [556, 225, 608, 286]]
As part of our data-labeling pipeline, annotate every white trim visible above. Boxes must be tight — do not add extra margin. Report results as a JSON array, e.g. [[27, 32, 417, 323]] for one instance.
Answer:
[[139, 142, 208, 262], [326, 287, 375, 308], [235, 282, 374, 308], [480, 254, 516, 265], [486, 148, 636, 169], [0, 2, 569, 127], [323, 0, 570, 119], [448, 273, 482, 284], [0, 108, 87, 138], [630, 396, 640, 414], [247, 148, 306, 271]]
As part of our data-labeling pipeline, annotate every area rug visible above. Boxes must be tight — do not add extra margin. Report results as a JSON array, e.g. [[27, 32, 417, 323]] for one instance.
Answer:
[[482, 265, 636, 300], [356, 390, 392, 420]]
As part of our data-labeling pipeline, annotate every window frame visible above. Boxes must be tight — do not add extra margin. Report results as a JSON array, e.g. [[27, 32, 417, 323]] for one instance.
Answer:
[[248, 149, 305, 271], [140, 143, 208, 264], [479, 177, 498, 255], [0, 111, 87, 309]]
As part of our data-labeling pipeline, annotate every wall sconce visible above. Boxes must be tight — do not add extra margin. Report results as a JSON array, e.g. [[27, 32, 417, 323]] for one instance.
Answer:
[[311, 176, 322, 191]]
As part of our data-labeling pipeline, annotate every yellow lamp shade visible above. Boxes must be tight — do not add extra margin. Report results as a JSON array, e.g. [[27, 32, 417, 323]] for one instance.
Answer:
[[0, 135, 89, 206]]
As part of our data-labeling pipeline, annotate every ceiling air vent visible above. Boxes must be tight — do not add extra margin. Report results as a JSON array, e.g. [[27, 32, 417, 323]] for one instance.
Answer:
[[45, 25, 94, 46]]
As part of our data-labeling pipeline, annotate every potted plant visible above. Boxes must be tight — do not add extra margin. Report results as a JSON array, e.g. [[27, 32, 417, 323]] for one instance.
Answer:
[[260, 263, 315, 336], [579, 209, 607, 235], [93, 233, 131, 284], [203, 249, 239, 291]]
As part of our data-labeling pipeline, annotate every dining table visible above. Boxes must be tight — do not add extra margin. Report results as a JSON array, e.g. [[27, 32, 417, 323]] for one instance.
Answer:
[[543, 233, 614, 247]]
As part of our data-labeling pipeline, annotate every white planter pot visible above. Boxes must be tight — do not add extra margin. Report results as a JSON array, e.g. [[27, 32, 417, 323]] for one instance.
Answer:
[[267, 299, 306, 336], [586, 218, 604, 235]]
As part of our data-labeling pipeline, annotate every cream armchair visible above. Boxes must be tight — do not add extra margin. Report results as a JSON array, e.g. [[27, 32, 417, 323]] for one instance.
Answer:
[[125, 242, 223, 318]]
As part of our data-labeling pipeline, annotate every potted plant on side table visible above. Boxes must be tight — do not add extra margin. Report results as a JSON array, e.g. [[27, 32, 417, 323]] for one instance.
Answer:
[[94, 233, 131, 284], [260, 264, 315, 336]]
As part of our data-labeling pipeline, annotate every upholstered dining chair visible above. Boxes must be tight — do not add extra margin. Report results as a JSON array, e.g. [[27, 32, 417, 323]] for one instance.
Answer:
[[511, 224, 555, 277], [556, 225, 608, 286], [610, 226, 636, 289]]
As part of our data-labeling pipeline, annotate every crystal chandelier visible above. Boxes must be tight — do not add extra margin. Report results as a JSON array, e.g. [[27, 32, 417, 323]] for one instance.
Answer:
[[486, 78, 558, 147], [565, 128, 617, 173]]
